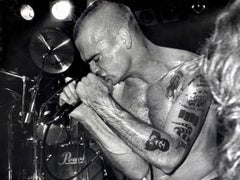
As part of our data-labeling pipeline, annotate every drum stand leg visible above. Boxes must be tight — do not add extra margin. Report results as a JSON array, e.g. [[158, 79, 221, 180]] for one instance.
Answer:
[[32, 125, 41, 180], [7, 105, 15, 180]]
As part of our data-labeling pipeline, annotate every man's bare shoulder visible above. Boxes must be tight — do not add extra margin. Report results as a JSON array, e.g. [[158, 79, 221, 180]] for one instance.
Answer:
[[147, 58, 200, 101], [162, 47, 198, 69], [146, 58, 206, 127]]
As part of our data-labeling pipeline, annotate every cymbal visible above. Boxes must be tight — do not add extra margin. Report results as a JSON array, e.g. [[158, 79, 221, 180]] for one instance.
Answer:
[[29, 28, 74, 74]]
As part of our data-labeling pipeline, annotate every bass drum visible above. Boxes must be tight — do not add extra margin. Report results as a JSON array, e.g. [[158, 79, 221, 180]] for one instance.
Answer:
[[44, 144, 105, 180]]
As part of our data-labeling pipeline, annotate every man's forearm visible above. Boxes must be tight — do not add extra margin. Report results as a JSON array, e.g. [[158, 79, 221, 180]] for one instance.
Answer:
[[98, 142, 150, 180], [92, 98, 181, 172], [72, 108, 150, 179]]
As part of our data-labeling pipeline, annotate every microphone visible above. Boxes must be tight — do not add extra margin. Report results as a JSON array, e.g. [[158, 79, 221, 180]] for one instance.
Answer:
[[47, 101, 82, 125]]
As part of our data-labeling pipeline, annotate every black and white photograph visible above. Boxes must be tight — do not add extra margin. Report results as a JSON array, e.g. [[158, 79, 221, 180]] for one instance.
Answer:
[[0, 0, 239, 179]]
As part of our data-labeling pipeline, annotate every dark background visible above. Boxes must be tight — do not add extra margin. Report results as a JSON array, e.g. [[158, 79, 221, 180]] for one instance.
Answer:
[[0, 0, 231, 179]]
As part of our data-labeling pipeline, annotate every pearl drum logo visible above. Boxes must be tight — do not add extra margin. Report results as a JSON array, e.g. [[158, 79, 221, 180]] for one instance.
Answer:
[[58, 151, 84, 165]]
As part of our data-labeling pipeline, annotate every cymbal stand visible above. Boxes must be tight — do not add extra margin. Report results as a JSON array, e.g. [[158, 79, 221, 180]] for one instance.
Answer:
[[7, 104, 15, 180], [21, 76, 26, 121], [0, 69, 31, 180], [23, 55, 47, 180], [0, 69, 30, 122]]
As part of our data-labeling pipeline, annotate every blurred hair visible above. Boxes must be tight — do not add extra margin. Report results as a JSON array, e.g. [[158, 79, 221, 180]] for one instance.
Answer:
[[201, 0, 240, 179]]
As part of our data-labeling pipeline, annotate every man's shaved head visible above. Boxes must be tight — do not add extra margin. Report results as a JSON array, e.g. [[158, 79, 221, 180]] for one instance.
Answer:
[[73, 1, 140, 41]]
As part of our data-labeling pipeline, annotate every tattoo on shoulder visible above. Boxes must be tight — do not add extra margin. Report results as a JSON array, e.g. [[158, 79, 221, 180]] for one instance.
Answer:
[[166, 71, 183, 99], [145, 131, 169, 152], [188, 90, 208, 106], [181, 88, 211, 112]]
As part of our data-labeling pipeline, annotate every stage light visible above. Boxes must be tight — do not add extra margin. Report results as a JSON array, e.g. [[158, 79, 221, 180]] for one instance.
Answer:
[[51, 0, 72, 20], [87, 0, 96, 7], [191, 0, 207, 14], [20, 4, 35, 21]]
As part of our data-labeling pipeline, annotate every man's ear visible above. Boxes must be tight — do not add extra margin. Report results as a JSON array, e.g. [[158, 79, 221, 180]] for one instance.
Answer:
[[118, 28, 132, 49]]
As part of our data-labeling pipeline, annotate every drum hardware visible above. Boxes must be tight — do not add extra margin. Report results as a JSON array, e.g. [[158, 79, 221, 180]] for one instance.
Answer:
[[3, 27, 78, 180], [38, 77, 79, 119], [0, 69, 33, 180], [19, 27, 75, 179], [7, 104, 15, 180], [24, 57, 47, 180], [36, 76, 79, 143], [36, 121, 69, 146], [22, 28, 71, 179], [29, 27, 107, 179], [0, 68, 33, 124], [4, 26, 110, 179], [42, 117, 104, 180]]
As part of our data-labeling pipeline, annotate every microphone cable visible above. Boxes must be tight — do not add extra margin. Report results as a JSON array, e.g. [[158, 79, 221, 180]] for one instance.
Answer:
[[38, 77, 79, 121]]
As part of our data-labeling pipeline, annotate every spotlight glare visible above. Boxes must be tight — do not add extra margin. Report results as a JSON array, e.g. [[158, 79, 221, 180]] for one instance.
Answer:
[[20, 4, 35, 21], [51, 0, 72, 20]]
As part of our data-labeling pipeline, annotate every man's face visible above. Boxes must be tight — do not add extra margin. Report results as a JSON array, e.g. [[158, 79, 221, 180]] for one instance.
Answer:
[[75, 26, 131, 85]]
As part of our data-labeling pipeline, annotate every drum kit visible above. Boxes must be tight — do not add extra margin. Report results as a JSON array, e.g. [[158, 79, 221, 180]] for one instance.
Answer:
[[1, 28, 109, 180]]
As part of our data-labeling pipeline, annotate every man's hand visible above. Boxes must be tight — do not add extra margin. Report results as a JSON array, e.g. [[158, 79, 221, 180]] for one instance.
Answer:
[[59, 77, 103, 124], [59, 77, 79, 106], [76, 73, 113, 108]]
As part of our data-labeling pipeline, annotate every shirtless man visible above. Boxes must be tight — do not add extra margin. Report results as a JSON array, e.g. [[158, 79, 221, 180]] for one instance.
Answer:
[[60, 1, 218, 179]]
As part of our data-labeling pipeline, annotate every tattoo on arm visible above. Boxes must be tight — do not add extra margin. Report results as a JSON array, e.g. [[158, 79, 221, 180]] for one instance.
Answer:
[[183, 75, 211, 110], [172, 109, 199, 148], [176, 141, 187, 149], [187, 91, 208, 108], [172, 121, 192, 145], [145, 131, 169, 152], [178, 109, 199, 126]]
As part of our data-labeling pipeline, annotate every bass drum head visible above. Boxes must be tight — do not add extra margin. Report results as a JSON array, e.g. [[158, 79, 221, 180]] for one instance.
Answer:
[[45, 144, 104, 180]]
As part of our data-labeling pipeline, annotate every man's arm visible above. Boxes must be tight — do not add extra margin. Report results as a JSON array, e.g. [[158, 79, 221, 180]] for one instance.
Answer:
[[59, 78, 151, 180], [70, 104, 151, 180], [76, 73, 212, 174]]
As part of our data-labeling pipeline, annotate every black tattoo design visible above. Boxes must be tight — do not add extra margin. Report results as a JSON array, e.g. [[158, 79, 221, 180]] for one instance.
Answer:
[[181, 104, 204, 112], [172, 121, 192, 145], [188, 95, 206, 107], [187, 90, 209, 108], [145, 131, 169, 152], [166, 71, 183, 99], [176, 141, 187, 149], [178, 109, 199, 126]]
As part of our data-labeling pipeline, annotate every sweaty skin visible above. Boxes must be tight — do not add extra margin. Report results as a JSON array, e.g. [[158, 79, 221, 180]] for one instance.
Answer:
[[65, 58, 217, 180], [108, 60, 218, 180], [60, 2, 218, 179]]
